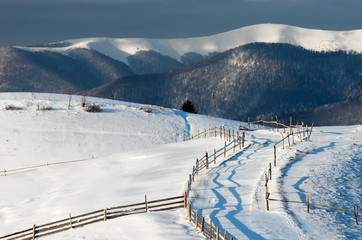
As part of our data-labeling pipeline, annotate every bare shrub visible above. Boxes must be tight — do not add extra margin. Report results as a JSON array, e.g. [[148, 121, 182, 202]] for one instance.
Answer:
[[40, 106, 52, 111], [4, 104, 20, 110], [85, 104, 102, 112], [144, 107, 153, 113]]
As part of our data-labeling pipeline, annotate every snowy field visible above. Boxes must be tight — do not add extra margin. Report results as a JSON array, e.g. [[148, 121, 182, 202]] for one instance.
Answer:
[[0, 93, 361, 239]]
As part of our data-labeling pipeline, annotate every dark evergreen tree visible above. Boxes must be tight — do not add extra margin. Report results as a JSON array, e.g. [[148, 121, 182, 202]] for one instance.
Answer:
[[181, 100, 198, 113]]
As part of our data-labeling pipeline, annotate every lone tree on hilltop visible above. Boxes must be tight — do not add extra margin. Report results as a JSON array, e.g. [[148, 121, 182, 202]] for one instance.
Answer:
[[181, 100, 198, 114]]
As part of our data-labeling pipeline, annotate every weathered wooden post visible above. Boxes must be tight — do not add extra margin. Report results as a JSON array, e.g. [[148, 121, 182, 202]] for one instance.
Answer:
[[233, 140, 235, 152], [184, 192, 187, 208], [276, 116, 279, 132], [214, 149, 216, 163], [269, 163, 272, 180], [209, 219, 213, 239], [354, 206, 359, 225], [216, 227, 220, 240], [189, 174, 192, 189], [201, 217, 205, 232], [195, 209, 199, 228], [214, 125, 216, 137], [145, 195, 148, 213], [104, 208, 107, 221], [224, 142, 226, 157], [307, 195, 310, 213], [206, 152, 209, 169], [271, 116, 274, 131], [288, 133, 290, 148], [196, 159, 199, 175], [69, 213, 73, 228], [308, 123, 314, 141], [33, 224, 36, 240], [274, 142, 277, 167], [242, 131, 245, 147], [188, 203, 192, 222]]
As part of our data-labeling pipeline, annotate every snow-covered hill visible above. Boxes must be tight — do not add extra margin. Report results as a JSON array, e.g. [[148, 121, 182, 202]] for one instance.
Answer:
[[18, 24, 362, 63], [0, 93, 360, 239]]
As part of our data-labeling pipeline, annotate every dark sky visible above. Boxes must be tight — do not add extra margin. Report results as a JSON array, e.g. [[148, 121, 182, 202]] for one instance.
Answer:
[[1, 0, 361, 46]]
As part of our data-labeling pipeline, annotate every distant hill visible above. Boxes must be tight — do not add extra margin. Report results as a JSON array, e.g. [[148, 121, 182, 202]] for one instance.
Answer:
[[0, 47, 133, 93], [87, 43, 362, 125]]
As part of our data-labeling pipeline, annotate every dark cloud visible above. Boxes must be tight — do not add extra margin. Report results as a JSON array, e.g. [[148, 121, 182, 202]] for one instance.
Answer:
[[0, 0, 361, 46]]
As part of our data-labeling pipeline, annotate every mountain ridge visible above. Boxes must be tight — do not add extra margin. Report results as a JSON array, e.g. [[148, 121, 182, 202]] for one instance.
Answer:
[[16, 23, 362, 65]]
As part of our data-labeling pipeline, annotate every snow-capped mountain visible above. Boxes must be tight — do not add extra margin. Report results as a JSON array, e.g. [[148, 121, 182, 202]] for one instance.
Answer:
[[18, 23, 362, 64]]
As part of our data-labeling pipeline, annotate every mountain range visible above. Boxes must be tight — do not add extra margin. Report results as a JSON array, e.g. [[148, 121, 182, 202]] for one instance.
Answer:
[[1, 24, 362, 125]]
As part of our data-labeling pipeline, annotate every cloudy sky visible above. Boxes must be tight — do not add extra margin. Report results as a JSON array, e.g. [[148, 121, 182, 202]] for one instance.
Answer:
[[1, 0, 361, 46]]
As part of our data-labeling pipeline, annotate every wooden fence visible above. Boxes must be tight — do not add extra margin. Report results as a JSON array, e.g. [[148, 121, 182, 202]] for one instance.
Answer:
[[0, 195, 185, 240], [260, 121, 360, 225], [0, 158, 92, 177], [187, 203, 233, 240]]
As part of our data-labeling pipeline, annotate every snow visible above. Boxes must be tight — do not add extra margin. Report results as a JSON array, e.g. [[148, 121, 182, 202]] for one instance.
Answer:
[[191, 126, 362, 239], [1, 92, 361, 239], [17, 24, 362, 63]]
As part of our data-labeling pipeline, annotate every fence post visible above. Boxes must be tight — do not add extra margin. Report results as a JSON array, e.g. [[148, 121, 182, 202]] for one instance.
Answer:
[[354, 206, 359, 225], [206, 152, 209, 169], [189, 174, 192, 189], [214, 149, 216, 163], [184, 192, 187, 208], [145, 195, 148, 213], [242, 131, 245, 147], [216, 227, 220, 240], [201, 217, 205, 232], [276, 116, 279, 132], [271, 116, 274, 131], [196, 209, 199, 228], [302, 122, 305, 137], [69, 213, 73, 228], [265, 186, 270, 211], [220, 126, 222, 138], [223, 230, 227, 240], [307, 195, 310, 213], [210, 219, 213, 239], [308, 123, 314, 141], [274, 142, 276, 167], [292, 128, 295, 144], [288, 133, 290, 148], [228, 130, 231, 142], [205, 128, 207, 138], [224, 142, 226, 157], [33, 224, 36, 240], [248, 117, 250, 131], [269, 163, 272, 180], [188, 203, 191, 222], [233, 140, 235, 153], [215, 125, 217, 137], [196, 159, 199, 175], [3, 168, 6, 176]]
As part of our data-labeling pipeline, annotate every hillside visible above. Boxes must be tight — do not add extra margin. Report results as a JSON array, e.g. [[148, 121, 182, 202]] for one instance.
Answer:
[[87, 43, 362, 125], [0, 93, 360, 239], [0, 47, 133, 93]]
